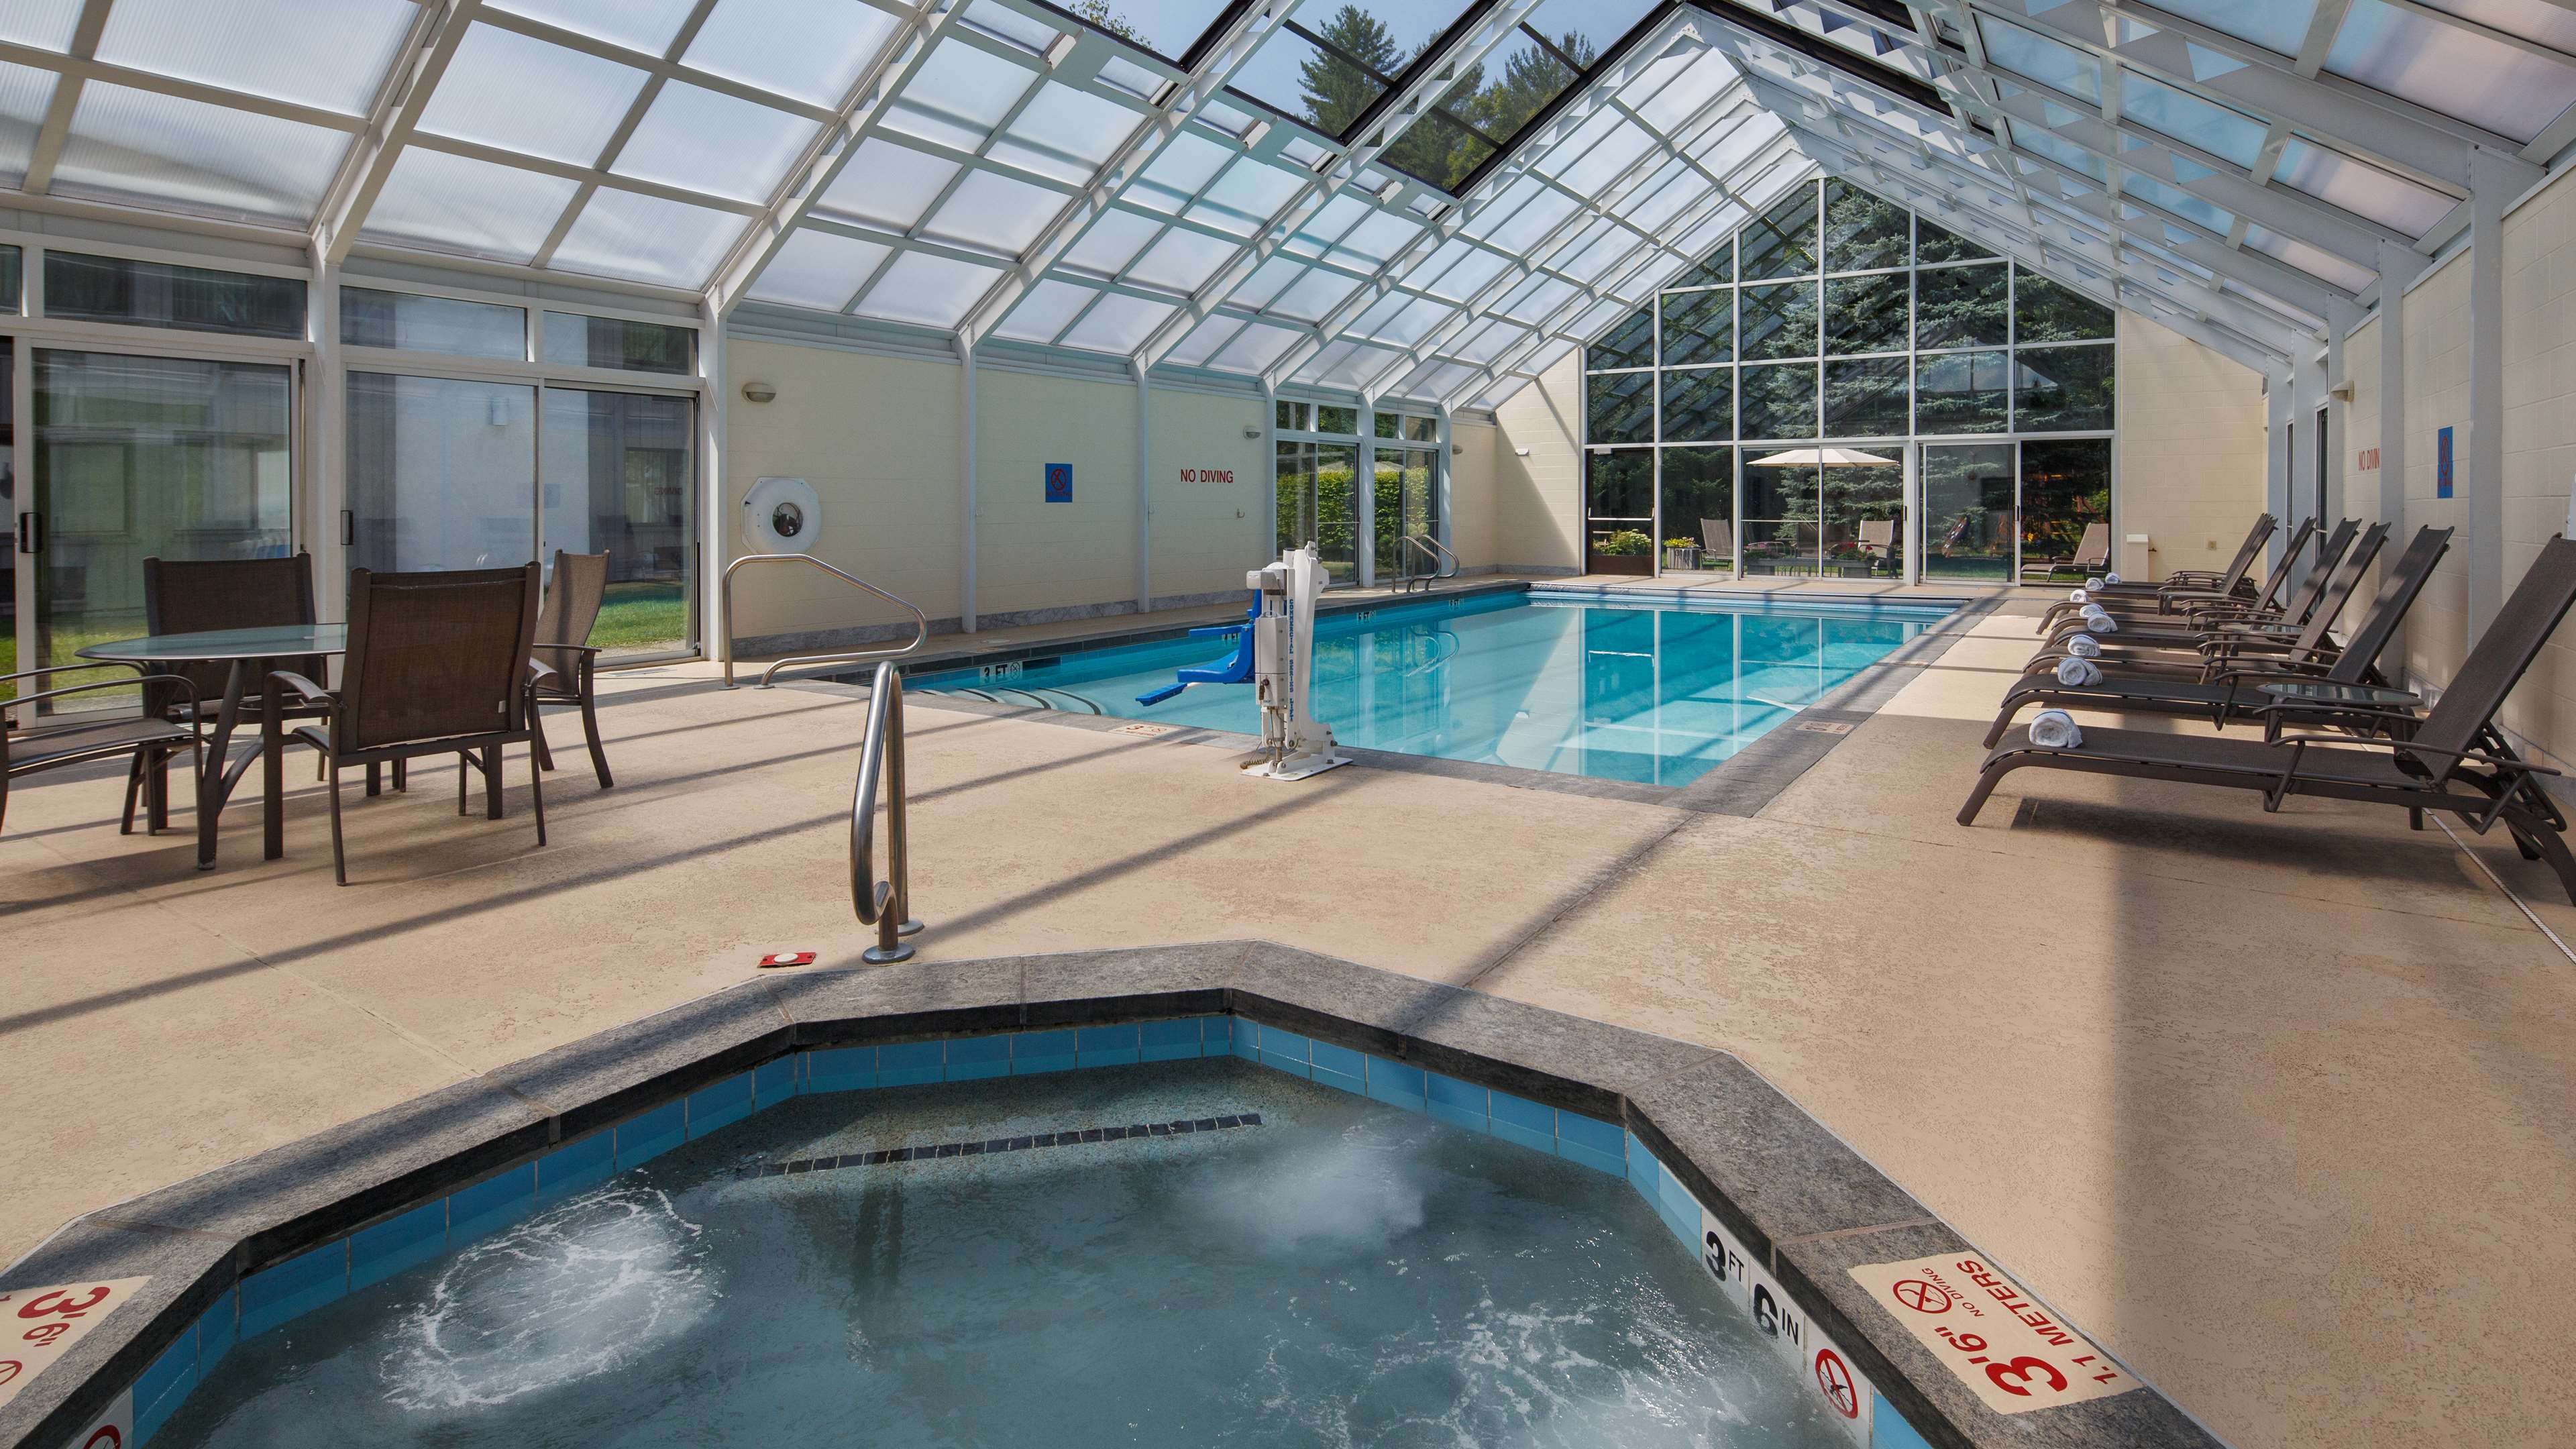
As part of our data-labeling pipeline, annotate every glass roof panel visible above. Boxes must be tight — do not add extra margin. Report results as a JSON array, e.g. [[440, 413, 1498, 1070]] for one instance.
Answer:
[[991, 83, 1143, 186], [961, 0, 1060, 57], [1310, 341, 1401, 388], [1483, 185, 1582, 253], [0, 0, 81, 51], [614, 80, 818, 203], [922, 168, 1067, 255], [2136, 0, 2318, 57], [1426, 244, 1510, 301], [1335, 211, 1422, 264], [1456, 320, 1525, 364], [991, 277, 1093, 343], [853, 250, 1004, 328], [1132, 130, 1237, 211], [2271, 138, 2457, 235], [2012, 124, 2108, 184], [551, 186, 747, 286], [1061, 293, 1177, 353], [484, 0, 701, 56], [420, 23, 647, 167], [1269, 266, 1365, 321], [1053, 0, 1238, 65], [360, 146, 584, 260], [1374, 294, 1450, 346], [1976, 15, 2102, 103], [1195, 157, 1307, 232], [1499, 274, 1576, 323], [747, 228, 889, 310], [96, 0, 415, 116], [2120, 172, 2233, 233], [2324, 0, 2576, 142], [1228, 254, 1307, 309], [2415, 0, 2576, 51], [1163, 315, 1246, 368], [1097, 54, 1167, 101], [1126, 227, 1238, 292], [54, 81, 350, 223], [2117, 71, 2266, 168], [0, 62, 55, 184], [1212, 321, 1301, 372], [885, 42, 1036, 152], [1060, 208, 1167, 275], [2244, 223, 2373, 292], [814, 140, 959, 230], [680, 0, 900, 108]]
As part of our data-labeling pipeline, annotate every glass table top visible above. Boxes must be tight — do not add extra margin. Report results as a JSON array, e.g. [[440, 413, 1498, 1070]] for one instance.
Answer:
[[2255, 679, 2418, 706], [78, 625, 347, 663]]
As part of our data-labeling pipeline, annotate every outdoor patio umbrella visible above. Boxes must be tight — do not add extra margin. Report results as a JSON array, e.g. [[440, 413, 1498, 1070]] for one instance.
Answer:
[[1746, 447, 1896, 467]]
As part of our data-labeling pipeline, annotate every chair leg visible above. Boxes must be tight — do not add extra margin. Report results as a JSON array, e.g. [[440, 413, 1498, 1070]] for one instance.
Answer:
[[147, 753, 170, 833], [121, 755, 146, 835], [484, 747, 504, 820], [1955, 759, 2020, 826], [326, 764, 347, 887], [392, 759, 407, 792], [458, 751, 472, 816], [579, 690, 614, 789], [366, 762, 382, 797], [528, 739, 547, 848], [532, 707, 555, 772]]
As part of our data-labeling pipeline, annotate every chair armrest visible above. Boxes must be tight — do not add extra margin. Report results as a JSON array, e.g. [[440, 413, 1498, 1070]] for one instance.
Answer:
[[526, 657, 561, 688], [2267, 733, 2560, 775], [2, 672, 199, 724], [267, 670, 333, 704], [530, 642, 602, 658]]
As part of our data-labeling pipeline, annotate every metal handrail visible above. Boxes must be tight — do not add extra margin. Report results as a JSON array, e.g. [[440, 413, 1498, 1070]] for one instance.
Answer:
[[850, 659, 923, 963], [721, 552, 928, 688], [1396, 533, 1460, 593]]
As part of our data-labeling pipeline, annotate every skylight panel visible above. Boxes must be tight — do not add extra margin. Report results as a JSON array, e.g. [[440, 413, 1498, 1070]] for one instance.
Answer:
[[1195, 160, 1307, 233], [1127, 228, 1238, 292], [2414, 0, 2576, 51], [1132, 131, 1234, 210], [1229, 254, 1308, 310], [54, 82, 350, 223], [961, 0, 1060, 56], [1457, 320, 1525, 364], [680, 0, 898, 108], [0, 62, 54, 183], [2012, 125, 2108, 184], [1556, 119, 1656, 195], [993, 84, 1144, 186], [852, 251, 1004, 328], [1335, 211, 1422, 264], [1346, 288, 1410, 337], [1498, 274, 1576, 324], [1269, 267, 1365, 322], [1617, 160, 1699, 233], [1296, 193, 1373, 249], [2323, 0, 2576, 143], [885, 42, 1036, 152], [1211, 321, 1301, 372], [2137, 0, 2318, 57], [1057, 0, 1238, 66], [991, 278, 1094, 343], [1976, 16, 2102, 104], [614, 81, 818, 203], [96, 0, 414, 116], [0, 0, 80, 51], [2118, 72, 2265, 169], [1163, 315, 1248, 368], [1096, 55, 1168, 102], [485, 0, 700, 56], [1061, 294, 1177, 353], [551, 187, 746, 286], [1061, 209, 1167, 276], [2270, 139, 2456, 236], [2119, 173, 2233, 234], [747, 229, 888, 311], [1625, 46, 1732, 133], [360, 147, 582, 260], [2243, 223, 2373, 292], [1374, 296, 1452, 347], [814, 140, 959, 231], [923, 170, 1067, 256], [419, 24, 647, 168], [1535, 106, 1624, 179], [1313, 342, 1402, 389], [1459, 174, 1547, 241], [1484, 186, 1581, 253]]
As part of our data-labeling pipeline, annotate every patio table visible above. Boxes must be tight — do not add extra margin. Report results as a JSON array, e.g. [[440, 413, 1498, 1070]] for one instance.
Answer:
[[78, 625, 347, 869]]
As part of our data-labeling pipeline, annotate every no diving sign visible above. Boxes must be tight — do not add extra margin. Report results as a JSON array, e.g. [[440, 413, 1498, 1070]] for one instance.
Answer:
[[1699, 1208, 1874, 1444], [1847, 1254, 2133, 1414]]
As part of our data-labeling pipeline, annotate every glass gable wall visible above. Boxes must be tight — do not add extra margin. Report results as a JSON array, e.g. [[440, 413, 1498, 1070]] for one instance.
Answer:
[[1582, 176, 2114, 584]]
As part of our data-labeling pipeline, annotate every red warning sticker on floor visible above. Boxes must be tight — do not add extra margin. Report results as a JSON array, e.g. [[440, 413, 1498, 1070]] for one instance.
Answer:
[[1847, 1254, 2133, 1414], [0, 1279, 148, 1415]]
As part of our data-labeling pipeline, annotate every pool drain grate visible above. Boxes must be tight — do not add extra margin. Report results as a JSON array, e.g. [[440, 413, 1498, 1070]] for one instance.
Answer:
[[735, 1113, 1263, 1179]]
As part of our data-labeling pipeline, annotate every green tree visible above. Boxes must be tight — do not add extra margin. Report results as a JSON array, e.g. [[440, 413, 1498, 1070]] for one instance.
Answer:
[[1067, 0, 1143, 44], [1298, 5, 1403, 133]]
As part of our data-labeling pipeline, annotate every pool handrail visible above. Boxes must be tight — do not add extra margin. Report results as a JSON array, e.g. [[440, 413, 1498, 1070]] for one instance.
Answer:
[[1396, 533, 1460, 593], [722, 553, 928, 688], [849, 658, 924, 963]]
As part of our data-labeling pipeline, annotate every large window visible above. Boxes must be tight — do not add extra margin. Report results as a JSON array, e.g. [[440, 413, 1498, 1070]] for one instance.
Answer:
[[1580, 175, 2114, 581]]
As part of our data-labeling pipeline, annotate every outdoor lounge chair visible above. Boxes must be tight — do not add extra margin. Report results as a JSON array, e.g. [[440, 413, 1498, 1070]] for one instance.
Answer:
[[3, 664, 203, 839], [1983, 525, 2442, 747], [529, 549, 614, 789], [2039, 517, 2315, 628], [2018, 522, 2109, 584], [1959, 533, 2576, 905], [263, 564, 548, 885], [2080, 515, 2275, 603], [2035, 519, 2359, 659]]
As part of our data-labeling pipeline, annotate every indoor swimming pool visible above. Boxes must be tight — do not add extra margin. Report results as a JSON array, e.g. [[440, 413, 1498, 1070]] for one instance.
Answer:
[[914, 590, 1954, 788], [148, 1056, 1856, 1448]]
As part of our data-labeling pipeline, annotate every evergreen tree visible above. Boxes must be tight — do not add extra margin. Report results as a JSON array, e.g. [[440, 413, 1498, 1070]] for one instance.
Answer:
[[1067, 1, 1143, 45], [1297, 6, 1403, 134]]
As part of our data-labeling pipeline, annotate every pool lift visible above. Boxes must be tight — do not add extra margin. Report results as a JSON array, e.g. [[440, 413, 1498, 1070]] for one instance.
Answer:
[[1136, 544, 1348, 781]]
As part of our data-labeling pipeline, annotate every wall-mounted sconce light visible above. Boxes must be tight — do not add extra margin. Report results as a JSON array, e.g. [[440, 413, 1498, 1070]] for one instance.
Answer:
[[1515, 446, 1532, 457], [741, 380, 777, 403], [1450, 443, 1464, 455], [2328, 383, 2355, 402], [1243, 425, 1261, 439]]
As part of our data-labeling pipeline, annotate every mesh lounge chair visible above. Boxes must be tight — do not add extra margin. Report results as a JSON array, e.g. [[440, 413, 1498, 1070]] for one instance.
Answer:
[[1960, 533, 2576, 904], [2035, 519, 2357, 659], [3, 664, 203, 839], [263, 565, 547, 885], [2082, 515, 2275, 603], [530, 549, 614, 789], [1984, 524, 2438, 747], [2038, 517, 2322, 639], [2019, 522, 2108, 584]]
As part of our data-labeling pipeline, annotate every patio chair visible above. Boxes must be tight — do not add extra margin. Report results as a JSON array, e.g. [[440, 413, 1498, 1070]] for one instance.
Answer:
[[1984, 524, 2437, 746], [2035, 519, 2356, 659], [263, 565, 547, 885], [141, 552, 331, 805], [1700, 518, 1729, 558], [1959, 533, 2576, 905], [3, 664, 203, 839], [2039, 517, 2321, 633], [529, 549, 614, 789], [2080, 515, 2275, 602], [2017, 522, 2108, 584]]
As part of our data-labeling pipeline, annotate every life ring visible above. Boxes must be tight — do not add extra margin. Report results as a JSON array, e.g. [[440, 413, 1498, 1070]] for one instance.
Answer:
[[743, 476, 822, 554]]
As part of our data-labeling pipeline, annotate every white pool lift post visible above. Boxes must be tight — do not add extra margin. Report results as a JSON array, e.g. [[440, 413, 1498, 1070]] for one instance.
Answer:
[[1244, 544, 1350, 781]]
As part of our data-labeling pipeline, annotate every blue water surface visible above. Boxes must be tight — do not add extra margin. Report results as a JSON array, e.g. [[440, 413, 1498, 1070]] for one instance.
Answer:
[[916, 591, 1951, 788]]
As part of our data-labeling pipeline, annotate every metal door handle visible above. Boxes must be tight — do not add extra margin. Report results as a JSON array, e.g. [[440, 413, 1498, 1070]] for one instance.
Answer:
[[15, 511, 38, 555]]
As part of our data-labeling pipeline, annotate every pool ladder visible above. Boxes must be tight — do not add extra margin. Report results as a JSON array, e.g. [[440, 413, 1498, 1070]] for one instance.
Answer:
[[720, 553, 928, 688], [1395, 533, 1460, 594], [850, 659, 924, 964]]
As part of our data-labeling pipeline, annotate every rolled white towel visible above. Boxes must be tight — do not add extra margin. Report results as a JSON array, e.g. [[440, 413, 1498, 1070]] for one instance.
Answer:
[[2084, 613, 2120, 634], [2067, 587, 2090, 604], [2028, 708, 2083, 748], [2054, 655, 2103, 686], [2065, 633, 2102, 659], [2084, 576, 2104, 591], [2104, 572, 2123, 585], [2080, 602, 2109, 622]]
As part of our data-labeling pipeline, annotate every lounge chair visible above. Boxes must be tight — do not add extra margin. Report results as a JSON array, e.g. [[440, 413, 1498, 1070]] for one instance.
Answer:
[[1960, 534, 2576, 904], [2019, 522, 2109, 584], [3, 664, 203, 839], [2035, 519, 2358, 659], [530, 549, 614, 789], [2039, 517, 2323, 639], [1700, 518, 1732, 567], [2083, 516, 2275, 602], [1984, 525, 2442, 747], [264, 565, 549, 885]]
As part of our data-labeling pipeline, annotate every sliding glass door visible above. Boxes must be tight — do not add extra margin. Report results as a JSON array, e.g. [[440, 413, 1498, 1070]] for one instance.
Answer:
[[1918, 443, 2014, 583], [1912, 439, 2111, 583]]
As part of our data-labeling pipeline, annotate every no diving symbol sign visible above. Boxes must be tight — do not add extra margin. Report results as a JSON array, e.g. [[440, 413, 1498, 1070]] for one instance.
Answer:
[[1813, 1349, 1860, 1419], [1895, 1279, 1953, 1314]]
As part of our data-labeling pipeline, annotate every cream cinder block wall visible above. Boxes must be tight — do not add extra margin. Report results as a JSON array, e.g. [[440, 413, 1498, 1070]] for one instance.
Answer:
[[972, 368, 1138, 619], [2345, 315, 2385, 600], [1448, 419, 1500, 569], [2498, 172, 2576, 759], [1491, 350, 1585, 572], [1147, 385, 1269, 601], [2113, 309, 2269, 582], [2400, 252, 2472, 694]]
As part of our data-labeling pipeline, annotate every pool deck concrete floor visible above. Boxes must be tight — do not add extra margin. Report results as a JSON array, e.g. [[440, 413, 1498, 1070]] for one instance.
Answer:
[[5, 601, 2573, 1449]]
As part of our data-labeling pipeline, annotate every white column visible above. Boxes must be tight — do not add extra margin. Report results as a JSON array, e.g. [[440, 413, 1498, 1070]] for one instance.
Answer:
[[306, 250, 347, 624], [2326, 301, 2360, 529], [2265, 366, 2293, 572], [2377, 241, 2414, 682], [1133, 358, 1152, 613], [2292, 343, 2324, 574], [2466, 145, 2522, 639], [959, 337, 977, 633], [699, 298, 728, 663], [1435, 403, 1454, 555], [1900, 441, 1919, 587], [1357, 398, 1377, 588], [1260, 382, 1278, 568]]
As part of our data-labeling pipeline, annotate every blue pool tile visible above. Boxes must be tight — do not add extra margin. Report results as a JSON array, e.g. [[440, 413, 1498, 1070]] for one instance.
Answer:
[[1872, 1395, 1939, 1449], [945, 1034, 1012, 1081], [1255, 1025, 1311, 1077], [350, 1201, 447, 1289], [1310, 1063, 1363, 1095], [1425, 1072, 1488, 1132], [1011, 1029, 1077, 1075], [1228, 1019, 1260, 1061], [877, 1040, 944, 1087], [239, 1243, 347, 1338], [753, 1057, 796, 1107], [1487, 1092, 1555, 1155], [1199, 1016, 1233, 1055], [687, 1073, 755, 1138], [1309, 1040, 1364, 1079], [132, 1323, 197, 1423], [1623, 1131, 1660, 1203], [1364, 1056, 1426, 1112], [448, 1165, 536, 1245], [618, 1102, 686, 1167], [1077, 1024, 1140, 1068], [1654, 1163, 1702, 1250], [802, 1046, 877, 1093], [1556, 1113, 1626, 1177], [1138, 1018, 1199, 1062], [195, 1290, 237, 1373], [535, 1134, 614, 1205]]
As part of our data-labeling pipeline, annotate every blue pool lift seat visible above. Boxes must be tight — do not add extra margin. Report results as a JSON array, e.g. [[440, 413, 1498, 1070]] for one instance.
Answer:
[[1137, 607, 1257, 706]]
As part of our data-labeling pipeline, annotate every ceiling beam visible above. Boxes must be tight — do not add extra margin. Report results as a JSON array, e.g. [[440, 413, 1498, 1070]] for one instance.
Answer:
[[313, 0, 482, 264]]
